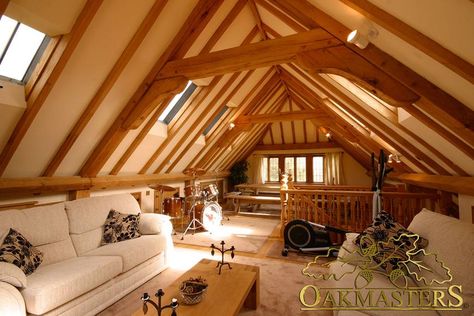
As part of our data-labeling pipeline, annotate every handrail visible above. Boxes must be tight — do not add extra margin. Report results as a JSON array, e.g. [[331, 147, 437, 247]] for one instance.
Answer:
[[280, 187, 439, 234]]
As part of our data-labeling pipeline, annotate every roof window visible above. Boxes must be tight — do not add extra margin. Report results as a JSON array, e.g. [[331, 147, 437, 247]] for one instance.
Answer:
[[0, 16, 48, 83], [158, 81, 196, 124]]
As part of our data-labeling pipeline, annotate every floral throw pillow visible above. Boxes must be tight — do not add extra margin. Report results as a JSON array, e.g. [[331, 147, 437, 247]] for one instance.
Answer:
[[102, 209, 141, 245], [0, 228, 43, 276], [355, 211, 428, 274]]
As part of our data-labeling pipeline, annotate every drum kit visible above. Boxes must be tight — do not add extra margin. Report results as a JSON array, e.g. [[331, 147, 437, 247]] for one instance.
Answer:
[[151, 168, 223, 240]]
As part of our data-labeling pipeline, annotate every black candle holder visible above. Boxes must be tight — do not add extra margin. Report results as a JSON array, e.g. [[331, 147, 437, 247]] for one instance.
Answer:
[[141, 289, 178, 316], [210, 240, 235, 274]]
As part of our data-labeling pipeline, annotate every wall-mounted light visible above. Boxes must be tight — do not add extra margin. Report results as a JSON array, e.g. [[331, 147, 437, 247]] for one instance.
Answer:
[[388, 153, 401, 163], [229, 122, 235, 130], [325, 131, 331, 138], [347, 27, 378, 49]]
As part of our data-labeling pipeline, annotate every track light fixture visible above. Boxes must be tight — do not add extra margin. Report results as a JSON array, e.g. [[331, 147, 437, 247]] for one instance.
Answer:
[[347, 27, 378, 49]]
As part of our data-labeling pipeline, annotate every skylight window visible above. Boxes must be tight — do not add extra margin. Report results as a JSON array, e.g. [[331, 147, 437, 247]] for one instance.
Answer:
[[158, 81, 196, 124], [203, 106, 228, 135], [0, 16, 47, 82]]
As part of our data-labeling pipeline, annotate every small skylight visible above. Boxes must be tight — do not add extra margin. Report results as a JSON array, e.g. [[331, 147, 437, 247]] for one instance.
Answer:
[[0, 16, 47, 82], [203, 106, 228, 136], [158, 81, 196, 124]]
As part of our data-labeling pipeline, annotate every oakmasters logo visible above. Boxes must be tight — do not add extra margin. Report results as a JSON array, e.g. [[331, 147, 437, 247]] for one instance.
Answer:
[[299, 233, 464, 312]]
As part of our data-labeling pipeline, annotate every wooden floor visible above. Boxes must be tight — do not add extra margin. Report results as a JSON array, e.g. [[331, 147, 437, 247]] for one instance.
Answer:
[[97, 217, 307, 316]]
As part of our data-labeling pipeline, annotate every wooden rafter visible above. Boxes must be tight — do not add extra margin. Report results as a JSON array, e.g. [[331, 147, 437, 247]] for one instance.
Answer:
[[42, 0, 168, 176], [0, 0, 103, 176], [109, 97, 172, 175], [157, 28, 341, 80], [390, 173, 474, 196], [340, 0, 474, 84], [0, 172, 229, 196], [236, 110, 328, 125], [203, 83, 285, 170], [193, 74, 281, 169], [254, 143, 338, 151], [282, 68, 443, 174], [0, 0, 9, 16], [79, 0, 224, 177], [317, 73, 470, 176], [269, 0, 474, 140], [255, 0, 307, 32], [164, 70, 256, 173]]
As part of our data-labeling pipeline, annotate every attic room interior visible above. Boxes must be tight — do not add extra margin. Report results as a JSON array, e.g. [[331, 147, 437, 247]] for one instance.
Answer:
[[0, 0, 473, 315]]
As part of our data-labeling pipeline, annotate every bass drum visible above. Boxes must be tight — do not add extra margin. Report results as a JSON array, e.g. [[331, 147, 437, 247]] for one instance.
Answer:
[[201, 202, 222, 233]]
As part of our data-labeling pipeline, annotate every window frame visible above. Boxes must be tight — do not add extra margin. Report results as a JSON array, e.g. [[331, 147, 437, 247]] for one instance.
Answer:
[[262, 154, 325, 183], [0, 16, 48, 84]]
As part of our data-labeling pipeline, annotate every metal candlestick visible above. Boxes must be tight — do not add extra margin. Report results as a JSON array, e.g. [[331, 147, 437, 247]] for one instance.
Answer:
[[141, 289, 178, 316], [210, 240, 235, 274]]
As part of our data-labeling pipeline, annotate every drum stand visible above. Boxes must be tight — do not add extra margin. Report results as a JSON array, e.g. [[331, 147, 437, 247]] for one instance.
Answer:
[[181, 198, 204, 240]]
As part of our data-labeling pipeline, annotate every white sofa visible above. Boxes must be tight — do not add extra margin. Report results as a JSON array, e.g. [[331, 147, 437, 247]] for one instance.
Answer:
[[327, 209, 474, 316], [0, 193, 173, 316]]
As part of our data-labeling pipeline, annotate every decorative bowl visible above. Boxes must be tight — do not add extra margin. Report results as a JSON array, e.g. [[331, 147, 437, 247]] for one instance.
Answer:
[[179, 277, 208, 305]]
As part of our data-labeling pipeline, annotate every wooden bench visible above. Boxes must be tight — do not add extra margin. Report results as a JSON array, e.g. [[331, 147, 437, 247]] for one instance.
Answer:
[[225, 193, 281, 213]]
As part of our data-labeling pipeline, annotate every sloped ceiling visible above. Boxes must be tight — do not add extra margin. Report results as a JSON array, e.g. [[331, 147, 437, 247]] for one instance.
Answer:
[[0, 0, 473, 188]]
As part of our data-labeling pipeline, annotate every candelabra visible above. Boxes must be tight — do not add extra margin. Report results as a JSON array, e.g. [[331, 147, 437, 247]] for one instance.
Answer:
[[141, 289, 178, 316], [210, 240, 235, 274]]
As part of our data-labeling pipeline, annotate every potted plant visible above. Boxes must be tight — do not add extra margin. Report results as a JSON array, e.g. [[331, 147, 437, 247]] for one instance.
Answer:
[[228, 160, 249, 191]]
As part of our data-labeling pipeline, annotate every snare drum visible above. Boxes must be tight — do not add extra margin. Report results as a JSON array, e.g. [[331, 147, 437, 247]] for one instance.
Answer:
[[184, 184, 201, 199], [163, 197, 182, 217], [202, 184, 219, 200], [201, 202, 222, 233]]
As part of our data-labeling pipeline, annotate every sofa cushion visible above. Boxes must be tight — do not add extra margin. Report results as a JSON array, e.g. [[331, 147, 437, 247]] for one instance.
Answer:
[[139, 213, 170, 235], [355, 211, 428, 274], [408, 209, 474, 295], [83, 234, 167, 272], [65, 194, 141, 255], [0, 228, 43, 275], [102, 210, 141, 245], [21, 255, 122, 315], [0, 262, 27, 288], [0, 203, 76, 266]]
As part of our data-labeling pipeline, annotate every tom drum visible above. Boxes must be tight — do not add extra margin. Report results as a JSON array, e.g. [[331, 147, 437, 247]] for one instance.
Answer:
[[163, 197, 182, 218], [184, 184, 201, 199], [202, 184, 219, 200]]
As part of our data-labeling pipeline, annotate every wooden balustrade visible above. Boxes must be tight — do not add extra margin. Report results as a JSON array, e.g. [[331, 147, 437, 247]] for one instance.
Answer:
[[280, 189, 438, 233]]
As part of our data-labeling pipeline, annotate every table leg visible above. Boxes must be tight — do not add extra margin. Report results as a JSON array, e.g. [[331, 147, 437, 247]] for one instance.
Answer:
[[243, 279, 259, 309]]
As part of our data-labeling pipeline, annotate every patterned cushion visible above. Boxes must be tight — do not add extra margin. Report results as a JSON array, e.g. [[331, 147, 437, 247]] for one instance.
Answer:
[[355, 211, 428, 274], [0, 228, 43, 275], [102, 210, 141, 245]]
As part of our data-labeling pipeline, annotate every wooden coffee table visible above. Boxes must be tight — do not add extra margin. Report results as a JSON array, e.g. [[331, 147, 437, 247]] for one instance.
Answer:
[[132, 258, 259, 316]]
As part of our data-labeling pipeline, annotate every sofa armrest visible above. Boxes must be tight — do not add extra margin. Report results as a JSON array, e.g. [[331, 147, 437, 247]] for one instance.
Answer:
[[0, 282, 26, 316], [139, 213, 171, 235]]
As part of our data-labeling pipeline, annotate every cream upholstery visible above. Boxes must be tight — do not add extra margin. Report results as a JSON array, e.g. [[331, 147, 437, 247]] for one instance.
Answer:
[[408, 209, 474, 295], [83, 234, 167, 272], [65, 194, 142, 256], [41, 254, 166, 316], [21, 256, 122, 315], [139, 213, 171, 235], [0, 193, 172, 316], [0, 262, 27, 288], [65, 194, 141, 234], [0, 204, 76, 265], [0, 282, 25, 316], [328, 209, 473, 316]]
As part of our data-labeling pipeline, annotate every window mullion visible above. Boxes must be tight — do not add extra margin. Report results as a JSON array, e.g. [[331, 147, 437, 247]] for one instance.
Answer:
[[0, 22, 19, 65]]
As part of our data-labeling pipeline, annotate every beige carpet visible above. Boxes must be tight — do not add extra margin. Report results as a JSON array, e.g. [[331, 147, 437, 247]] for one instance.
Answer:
[[173, 216, 280, 253], [98, 247, 332, 316]]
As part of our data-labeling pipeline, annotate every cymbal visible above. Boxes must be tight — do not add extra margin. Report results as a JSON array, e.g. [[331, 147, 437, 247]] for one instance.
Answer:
[[183, 167, 206, 176], [149, 184, 176, 192]]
